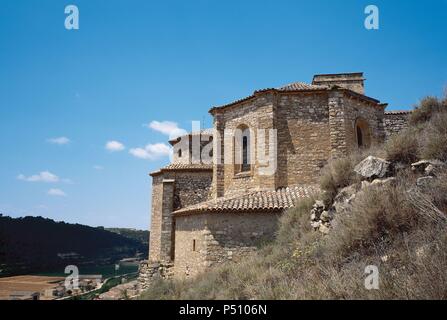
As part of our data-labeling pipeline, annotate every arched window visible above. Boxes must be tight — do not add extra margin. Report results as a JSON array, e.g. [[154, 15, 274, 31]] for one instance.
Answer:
[[355, 118, 371, 148], [242, 135, 249, 172], [178, 148, 182, 158], [234, 125, 251, 174], [356, 126, 363, 147]]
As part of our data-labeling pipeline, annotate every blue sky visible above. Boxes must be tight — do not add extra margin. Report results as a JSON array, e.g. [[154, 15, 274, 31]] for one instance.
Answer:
[[0, 0, 446, 229]]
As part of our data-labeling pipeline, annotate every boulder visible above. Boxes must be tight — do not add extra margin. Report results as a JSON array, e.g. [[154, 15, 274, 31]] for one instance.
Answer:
[[334, 184, 359, 203], [354, 156, 391, 180], [371, 177, 396, 186], [310, 200, 326, 221], [411, 159, 445, 176], [333, 184, 358, 213], [320, 211, 331, 222], [319, 224, 330, 235], [313, 200, 325, 210], [311, 221, 321, 229]]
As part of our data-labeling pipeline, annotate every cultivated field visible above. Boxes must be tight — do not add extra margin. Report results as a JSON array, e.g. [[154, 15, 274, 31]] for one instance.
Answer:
[[0, 275, 64, 300]]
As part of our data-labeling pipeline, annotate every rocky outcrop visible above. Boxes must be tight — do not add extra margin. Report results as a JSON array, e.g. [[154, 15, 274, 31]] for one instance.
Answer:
[[411, 160, 446, 177], [311, 156, 445, 235], [354, 156, 391, 180], [310, 201, 333, 234]]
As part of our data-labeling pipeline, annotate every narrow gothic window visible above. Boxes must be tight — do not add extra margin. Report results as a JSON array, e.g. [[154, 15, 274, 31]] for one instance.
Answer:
[[235, 126, 251, 174], [178, 148, 182, 158], [192, 239, 196, 252], [357, 126, 363, 147], [242, 136, 248, 164], [241, 134, 250, 172]]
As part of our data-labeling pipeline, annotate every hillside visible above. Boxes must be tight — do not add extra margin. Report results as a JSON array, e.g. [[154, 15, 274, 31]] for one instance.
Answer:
[[140, 92, 447, 299], [0, 215, 147, 277], [105, 228, 149, 245]]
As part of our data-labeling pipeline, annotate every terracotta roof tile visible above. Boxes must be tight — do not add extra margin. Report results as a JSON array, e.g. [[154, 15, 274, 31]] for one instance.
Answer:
[[173, 185, 319, 215], [210, 82, 328, 111], [150, 163, 213, 176], [209, 80, 385, 112], [385, 110, 412, 115], [274, 82, 326, 92], [163, 163, 213, 170]]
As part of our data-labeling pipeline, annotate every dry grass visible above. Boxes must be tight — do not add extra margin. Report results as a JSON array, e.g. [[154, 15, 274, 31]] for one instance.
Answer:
[[409, 96, 446, 125], [418, 112, 447, 161], [318, 146, 384, 204], [140, 175, 447, 299], [384, 126, 420, 164]]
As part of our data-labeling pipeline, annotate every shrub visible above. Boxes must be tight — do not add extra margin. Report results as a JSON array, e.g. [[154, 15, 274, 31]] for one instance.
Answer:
[[319, 156, 358, 204], [409, 96, 445, 125], [384, 126, 420, 164], [418, 112, 447, 161], [326, 180, 419, 258]]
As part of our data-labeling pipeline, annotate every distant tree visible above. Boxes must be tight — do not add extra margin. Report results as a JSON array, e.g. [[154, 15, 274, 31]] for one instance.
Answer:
[[0, 215, 148, 276]]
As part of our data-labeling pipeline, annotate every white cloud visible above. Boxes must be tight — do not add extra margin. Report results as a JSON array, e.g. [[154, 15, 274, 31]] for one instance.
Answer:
[[47, 137, 70, 145], [17, 171, 59, 183], [146, 121, 187, 140], [105, 140, 125, 152], [47, 188, 67, 197], [129, 143, 172, 160], [93, 165, 104, 170]]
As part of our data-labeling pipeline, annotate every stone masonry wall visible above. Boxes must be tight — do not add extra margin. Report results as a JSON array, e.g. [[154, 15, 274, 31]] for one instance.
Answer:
[[148, 170, 212, 263], [328, 90, 348, 158], [137, 260, 174, 293], [218, 94, 277, 197], [159, 179, 175, 262], [172, 135, 213, 164], [148, 175, 163, 262], [212, 91, 334, 195], [276, 92, 331, 186], [384, 112, 410, 138], [342, 94, 386, 153], [162, 171, 213, 211], [174, 212, 279, 278]]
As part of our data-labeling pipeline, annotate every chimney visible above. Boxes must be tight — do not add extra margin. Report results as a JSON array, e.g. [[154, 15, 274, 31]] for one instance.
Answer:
[[312, 72, 365, 95]]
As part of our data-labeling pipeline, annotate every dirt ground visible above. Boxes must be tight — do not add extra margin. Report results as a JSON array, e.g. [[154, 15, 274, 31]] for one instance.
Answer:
[[0, 275, 64, 300]]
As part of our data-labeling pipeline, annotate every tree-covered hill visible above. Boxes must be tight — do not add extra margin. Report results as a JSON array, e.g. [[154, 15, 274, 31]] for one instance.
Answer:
[[0, 215, 147, 276], [105, 228, 149, 245]]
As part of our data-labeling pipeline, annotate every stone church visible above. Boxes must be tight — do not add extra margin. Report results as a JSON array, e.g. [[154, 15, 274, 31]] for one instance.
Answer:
[[146, 72, 409, 278]]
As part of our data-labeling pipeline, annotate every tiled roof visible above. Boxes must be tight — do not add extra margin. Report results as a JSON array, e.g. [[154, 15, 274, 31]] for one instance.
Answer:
[[150, 163, 213, 176], [209, 80, 382, 112], [163, 163, 213, 170], [267, 82, 326, 92], [385, 110, 412, 115], [173, 185, 319, 215], [210, 82, 328, 112]]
